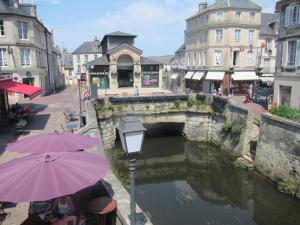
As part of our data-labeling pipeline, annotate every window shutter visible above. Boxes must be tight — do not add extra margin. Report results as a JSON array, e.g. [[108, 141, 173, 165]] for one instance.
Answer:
[[285, 6, 290, 27], [282, 41, 288, 66], [296, 40, 300, 66]]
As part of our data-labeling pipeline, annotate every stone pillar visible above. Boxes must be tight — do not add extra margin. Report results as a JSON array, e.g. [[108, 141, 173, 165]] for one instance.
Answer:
[[98, 117, 116, 150]]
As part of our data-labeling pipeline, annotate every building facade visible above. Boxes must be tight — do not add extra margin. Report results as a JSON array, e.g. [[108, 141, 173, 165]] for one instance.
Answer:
[[86, 31, 163, 97], [0, 0, 60, 95], [62, 48, 74, 85], [274, 0, 300, 108], [72, 38, 102, 82], [182, 0, 263, 95]]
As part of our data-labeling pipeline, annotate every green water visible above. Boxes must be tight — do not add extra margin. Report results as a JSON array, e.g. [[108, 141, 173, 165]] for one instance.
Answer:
[[105, 136, 300, 225]]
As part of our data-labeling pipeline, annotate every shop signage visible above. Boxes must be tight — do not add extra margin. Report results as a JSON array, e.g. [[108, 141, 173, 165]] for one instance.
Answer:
[[90, 72, 108, 76], [0, 74, 13, 81]]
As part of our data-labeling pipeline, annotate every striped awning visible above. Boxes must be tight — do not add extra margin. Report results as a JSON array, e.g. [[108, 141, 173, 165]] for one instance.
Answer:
[[184, 71, 194, 79], [205, 72, 225, 81], [171, 74, 179, 79], [192, 72, 204, 80], [232, 72, 258, 81]]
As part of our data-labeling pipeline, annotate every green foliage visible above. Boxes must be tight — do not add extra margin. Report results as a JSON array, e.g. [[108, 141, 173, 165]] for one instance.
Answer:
[[187, 97, 209, 110], [221, 123, 243, 144], [253, 117, 261, 127], [278, 178, 297, 195], [221, 123, 233, 135], [174, 99, 182, 109], [95, 103, 112, 118], [271, 105, 300, 122]]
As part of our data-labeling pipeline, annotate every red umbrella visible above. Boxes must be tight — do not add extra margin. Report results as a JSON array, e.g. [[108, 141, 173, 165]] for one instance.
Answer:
[[6, 131, 100, 154], [0, 151, 109, 203]]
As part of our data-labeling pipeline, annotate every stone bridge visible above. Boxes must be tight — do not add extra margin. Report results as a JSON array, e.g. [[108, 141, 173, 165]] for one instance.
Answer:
[[96, 95, 254, 158]]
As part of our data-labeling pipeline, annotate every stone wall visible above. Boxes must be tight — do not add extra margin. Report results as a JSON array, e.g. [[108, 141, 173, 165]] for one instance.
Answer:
[[78, 101, 152, 225], [97, 96, 255, 159], [255, 113, 300, 198]]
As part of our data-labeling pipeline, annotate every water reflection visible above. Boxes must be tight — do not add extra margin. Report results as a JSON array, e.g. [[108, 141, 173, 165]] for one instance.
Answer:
[[105, 136, 300, 225]]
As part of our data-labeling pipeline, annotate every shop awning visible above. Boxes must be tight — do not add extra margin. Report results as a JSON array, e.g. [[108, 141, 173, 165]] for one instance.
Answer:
[[260, 77, 274, 83], [0, 80, 42, 100], [184, 71, 194, 79], [232, 72, 258, 81], [192, 72, 204, 80], [205, 72, 225, 81], [171, 74, 179, 79]]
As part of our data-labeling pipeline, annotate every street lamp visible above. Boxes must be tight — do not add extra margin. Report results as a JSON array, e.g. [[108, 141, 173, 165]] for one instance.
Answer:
[[255, 66, 263, 103], [117, 116, 146, 225], [76, 70, 84, 128]]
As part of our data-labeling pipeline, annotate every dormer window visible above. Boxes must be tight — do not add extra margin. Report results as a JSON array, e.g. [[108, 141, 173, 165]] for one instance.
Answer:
[[216, 11, 224, 20], [250, 12, 255, 20]]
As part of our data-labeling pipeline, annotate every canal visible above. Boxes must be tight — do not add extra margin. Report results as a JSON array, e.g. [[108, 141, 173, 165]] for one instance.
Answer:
[[105, 135, 300, 225]]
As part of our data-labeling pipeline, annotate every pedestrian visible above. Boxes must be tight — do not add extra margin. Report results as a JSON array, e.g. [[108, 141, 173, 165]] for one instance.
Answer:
[[218, 87, 222, 96], [135, 86, 139, 96]]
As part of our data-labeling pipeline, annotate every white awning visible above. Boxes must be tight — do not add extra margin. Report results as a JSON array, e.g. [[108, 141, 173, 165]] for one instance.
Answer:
[[184, 71, 194, 79], [261, 73, 274, 77], [171, 74, 179, 79], [205, 72, 225, 81], [232, 72, 258, 81], [192, 72, 204, 80], [260, 77, 274, 83]]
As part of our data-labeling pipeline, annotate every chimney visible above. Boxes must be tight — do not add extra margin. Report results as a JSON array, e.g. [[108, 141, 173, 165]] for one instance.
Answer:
[[199, 2, 208, 13]]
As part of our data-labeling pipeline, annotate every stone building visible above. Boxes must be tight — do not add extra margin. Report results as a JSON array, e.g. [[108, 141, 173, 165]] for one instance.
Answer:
[[62, 48, 74, 86], [72, 38, 102, 82], [85, 31, 164, 97], [182, 0, 263, 95], [274, 0, 300, 108], [0, 0, 59, 94]]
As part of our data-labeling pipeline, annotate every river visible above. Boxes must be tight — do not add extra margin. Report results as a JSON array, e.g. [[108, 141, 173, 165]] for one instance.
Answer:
[[105, 136, 300, 225]]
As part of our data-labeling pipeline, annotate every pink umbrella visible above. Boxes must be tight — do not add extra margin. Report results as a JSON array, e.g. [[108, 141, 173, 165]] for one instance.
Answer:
[[6, 131, 100, 154], [0, 151, 109, 203]]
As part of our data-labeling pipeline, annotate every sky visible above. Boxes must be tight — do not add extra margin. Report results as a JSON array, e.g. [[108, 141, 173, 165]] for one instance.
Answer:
[[23, 0, 278, 56]]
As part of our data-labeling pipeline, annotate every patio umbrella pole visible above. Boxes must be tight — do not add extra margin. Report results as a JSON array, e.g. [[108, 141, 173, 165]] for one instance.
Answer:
[[129, 158, 136, 225]]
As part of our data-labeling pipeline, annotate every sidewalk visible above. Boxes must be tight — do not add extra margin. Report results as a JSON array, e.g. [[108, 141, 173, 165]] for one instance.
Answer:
[[231, 95, 267, 118], [0, 86, 81, 225]]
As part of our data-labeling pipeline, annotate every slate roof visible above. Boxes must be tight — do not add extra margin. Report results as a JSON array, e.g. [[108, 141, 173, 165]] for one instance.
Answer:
[[72, 41, 102, 54], [148, 55, 175, 65], [0, 1, 50, 33], [105, 31, 137, 37], [260, 13, 279, 36], [175, 44, 185, 54], [85, 55, 162, 66], [142, 57, 162, 65], [187, 0, 262, 20], [85, 55, 109, 66], [0, 1, 32, 17]]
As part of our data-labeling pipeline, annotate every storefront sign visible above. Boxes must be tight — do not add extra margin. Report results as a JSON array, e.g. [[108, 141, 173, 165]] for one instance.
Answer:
[[0, 74, 13, 81], [90, 72, 108, 76]]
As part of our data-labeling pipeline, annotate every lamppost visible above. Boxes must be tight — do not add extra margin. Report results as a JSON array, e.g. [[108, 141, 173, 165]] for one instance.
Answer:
[[117, 116, 146, 225], [255, 66, 263, 103], [228, 66, 235, 96], [76, 70, 84, 128]]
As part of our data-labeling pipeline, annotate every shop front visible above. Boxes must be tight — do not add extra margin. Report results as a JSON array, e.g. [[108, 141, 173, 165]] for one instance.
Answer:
[[0, 73, 42, 125], [204, 72, 225, 94], [231, 71, 258, 96], [141, 65, 159, 88], [184, 71, 205, 93]]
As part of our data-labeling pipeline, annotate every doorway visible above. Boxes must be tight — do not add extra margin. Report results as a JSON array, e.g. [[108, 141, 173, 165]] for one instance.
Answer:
[[23, 78, 34, 98], [118, 68, 133, 88]]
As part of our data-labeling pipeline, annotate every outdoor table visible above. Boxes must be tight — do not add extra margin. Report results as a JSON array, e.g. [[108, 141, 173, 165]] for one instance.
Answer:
[[87, 197, 117, 225]]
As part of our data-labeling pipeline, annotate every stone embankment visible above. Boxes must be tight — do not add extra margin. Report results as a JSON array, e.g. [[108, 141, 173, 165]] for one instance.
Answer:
[[95, 95, 300, 199]]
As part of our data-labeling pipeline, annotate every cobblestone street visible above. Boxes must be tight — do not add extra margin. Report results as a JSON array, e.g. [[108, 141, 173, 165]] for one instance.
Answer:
[[0, 86, 81, 225]]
